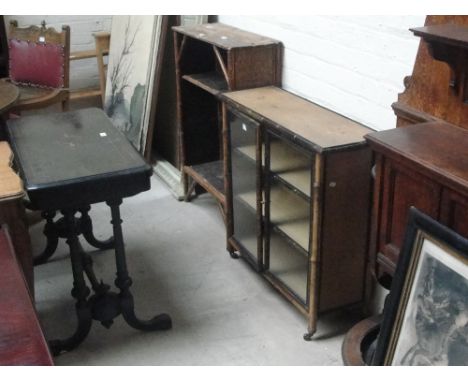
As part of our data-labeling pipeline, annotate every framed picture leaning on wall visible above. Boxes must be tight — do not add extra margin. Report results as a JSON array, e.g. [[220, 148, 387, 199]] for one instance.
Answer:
[[372, 207, 468, 366], [104, 15, 164, 155]]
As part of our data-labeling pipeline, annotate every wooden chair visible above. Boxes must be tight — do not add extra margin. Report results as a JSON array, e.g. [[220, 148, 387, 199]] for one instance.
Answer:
[[5, 20, 70, 113], [0, 16, 8, 78], [93, 31, 110, 105]]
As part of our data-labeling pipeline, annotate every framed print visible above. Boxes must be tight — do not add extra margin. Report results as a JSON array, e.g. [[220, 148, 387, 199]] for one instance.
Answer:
[[104, 16, 164, 154], [372, 207, 468, 366]]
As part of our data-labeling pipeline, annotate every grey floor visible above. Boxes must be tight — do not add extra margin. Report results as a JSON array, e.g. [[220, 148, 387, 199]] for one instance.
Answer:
[[30, 174, 362, 366]]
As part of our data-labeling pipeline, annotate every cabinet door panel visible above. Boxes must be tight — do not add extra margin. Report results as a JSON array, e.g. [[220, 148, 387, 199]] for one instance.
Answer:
[[264, 131, 312, 306], [379, 160, 441, 270], [440, 188, 468, 238], [228, 109, 262, 267]]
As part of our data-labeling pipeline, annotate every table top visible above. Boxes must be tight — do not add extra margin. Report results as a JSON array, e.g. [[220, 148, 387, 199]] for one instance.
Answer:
[[0, 81, 19, 114], [7, 108, 152, 210]]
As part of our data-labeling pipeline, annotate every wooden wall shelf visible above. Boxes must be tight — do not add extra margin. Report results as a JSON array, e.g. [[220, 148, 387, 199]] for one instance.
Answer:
[[411, 24, 468, 102], [392, 16, 468, 129]]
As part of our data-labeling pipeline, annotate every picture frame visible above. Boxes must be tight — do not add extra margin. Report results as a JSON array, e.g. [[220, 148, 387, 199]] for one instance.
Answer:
[[372, 207, 468, 366], [104, 15, 164, 155]]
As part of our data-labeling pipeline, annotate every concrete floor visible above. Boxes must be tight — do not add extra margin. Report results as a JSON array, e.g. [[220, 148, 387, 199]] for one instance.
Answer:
[[30, 174, 363, 365]]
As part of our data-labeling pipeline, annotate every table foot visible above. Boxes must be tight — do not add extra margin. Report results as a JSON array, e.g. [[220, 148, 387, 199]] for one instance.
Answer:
[[48, 301, 93, 356], [48, 203, 172, 356], [119, 290, 172, 331]]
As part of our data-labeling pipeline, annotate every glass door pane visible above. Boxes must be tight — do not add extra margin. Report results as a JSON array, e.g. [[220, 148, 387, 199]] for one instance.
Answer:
[[229, 109, 261, 266], [265, 132, 313, 305]]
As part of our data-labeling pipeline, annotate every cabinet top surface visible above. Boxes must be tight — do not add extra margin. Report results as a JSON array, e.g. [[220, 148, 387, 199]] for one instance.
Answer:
[[365, 122, 468, 189], [410, 24, 468, 47], [223, 86, 371, 151], [172, 22, 280, 49]]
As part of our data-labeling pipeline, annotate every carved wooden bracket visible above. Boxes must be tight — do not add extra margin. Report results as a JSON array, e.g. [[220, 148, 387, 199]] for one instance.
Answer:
[[411, 24, 468, 103]]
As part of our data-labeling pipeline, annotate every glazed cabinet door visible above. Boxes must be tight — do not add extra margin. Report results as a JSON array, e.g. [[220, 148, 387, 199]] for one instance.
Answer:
[[264, 129, 313, 305], [226, 107, 263, 269]]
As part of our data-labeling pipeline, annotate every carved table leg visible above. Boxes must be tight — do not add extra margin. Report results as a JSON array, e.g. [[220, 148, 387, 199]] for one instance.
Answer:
[[107, 199, 172, 331], [34, 210, 59, 265], [48, 209, 92, 356], [79, 206, 114, 250]]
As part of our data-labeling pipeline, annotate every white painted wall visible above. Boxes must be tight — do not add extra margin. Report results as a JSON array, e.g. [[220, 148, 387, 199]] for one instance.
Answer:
[[5, 15, 426, 131], [5, 15, 112, 90], [218, 15, 426, 131]]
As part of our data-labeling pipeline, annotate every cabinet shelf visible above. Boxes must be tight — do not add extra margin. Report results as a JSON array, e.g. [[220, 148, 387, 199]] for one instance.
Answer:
[[236, 144, 257, 161], [233, 146, 258, 166], [231, 195, 258, 260], [236, 189, 257, 212], [270, 182, 310, 250], [270, 172, 310, 201], [184, 160, 225, 205], [182, 71, 228, 96], [270, 224, 309, 257], [270, 140, 311, 197], [236, 141, 311, 198], [268, 230, 309, 303]]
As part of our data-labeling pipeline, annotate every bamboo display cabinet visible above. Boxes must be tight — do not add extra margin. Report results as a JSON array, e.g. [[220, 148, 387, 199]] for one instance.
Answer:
[[222, 86, 373, 338]]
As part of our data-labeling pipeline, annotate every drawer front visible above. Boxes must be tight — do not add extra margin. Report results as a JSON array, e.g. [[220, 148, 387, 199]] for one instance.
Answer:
[[440, 188, 468, 238]]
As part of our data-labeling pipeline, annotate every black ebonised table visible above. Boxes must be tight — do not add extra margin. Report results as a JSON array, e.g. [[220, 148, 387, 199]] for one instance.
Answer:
[[7, 108, 172, 355]]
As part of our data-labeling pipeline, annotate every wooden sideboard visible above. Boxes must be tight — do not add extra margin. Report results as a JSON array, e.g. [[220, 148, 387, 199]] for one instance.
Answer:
[[343, 16, 468, 365], [365, 121, 468, 281]]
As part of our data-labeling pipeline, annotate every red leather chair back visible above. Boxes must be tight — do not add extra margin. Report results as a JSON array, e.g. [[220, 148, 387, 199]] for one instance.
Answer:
[[9, 39, 65, 88], [7, 21, 69, 90]]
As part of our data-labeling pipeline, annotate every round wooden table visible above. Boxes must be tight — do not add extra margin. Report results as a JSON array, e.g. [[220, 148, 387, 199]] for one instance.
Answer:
[[0, 81, 19, 114]]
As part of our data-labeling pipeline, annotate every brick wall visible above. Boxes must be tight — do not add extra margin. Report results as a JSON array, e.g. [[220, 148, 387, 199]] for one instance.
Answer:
[[5, 15, 426, 130], [5, 15, 112, 90], [218, 15, 426, 131]]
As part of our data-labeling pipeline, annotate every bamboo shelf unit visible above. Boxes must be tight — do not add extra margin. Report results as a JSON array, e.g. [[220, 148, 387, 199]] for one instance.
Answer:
[[173, 23, 282, 214]]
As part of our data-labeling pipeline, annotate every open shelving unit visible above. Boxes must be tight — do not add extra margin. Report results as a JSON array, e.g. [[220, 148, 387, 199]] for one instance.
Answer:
[[173, 22, 282, 219]]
